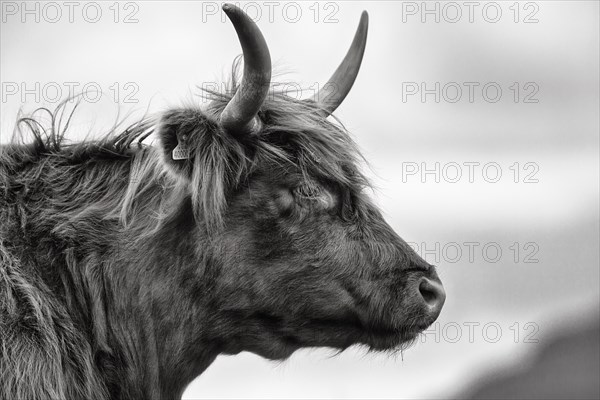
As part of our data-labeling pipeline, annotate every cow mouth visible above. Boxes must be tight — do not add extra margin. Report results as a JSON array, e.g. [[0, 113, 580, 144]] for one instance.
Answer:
[[305, 315, 429, 351]]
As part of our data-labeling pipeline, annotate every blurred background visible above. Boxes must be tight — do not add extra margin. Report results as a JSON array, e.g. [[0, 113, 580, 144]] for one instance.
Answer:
[[1, 1, 598, 398]]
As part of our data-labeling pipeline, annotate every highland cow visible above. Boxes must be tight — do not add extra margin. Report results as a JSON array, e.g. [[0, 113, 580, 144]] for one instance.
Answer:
[[0, 4, 445, 399]]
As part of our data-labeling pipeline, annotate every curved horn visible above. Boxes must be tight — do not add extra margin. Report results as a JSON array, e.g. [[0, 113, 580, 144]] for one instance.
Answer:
[[220, 4, 272, 133], [311, 11, 369, 116]]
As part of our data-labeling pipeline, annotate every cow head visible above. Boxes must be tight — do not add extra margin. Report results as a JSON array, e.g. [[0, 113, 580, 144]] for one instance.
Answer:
[[155, 4, 445, 361]]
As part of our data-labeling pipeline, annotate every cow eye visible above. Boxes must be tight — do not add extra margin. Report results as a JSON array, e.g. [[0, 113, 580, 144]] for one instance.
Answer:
[[293, 184, 321, 200]]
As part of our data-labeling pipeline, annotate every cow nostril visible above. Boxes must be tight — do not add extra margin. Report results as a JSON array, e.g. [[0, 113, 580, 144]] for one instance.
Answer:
[[418, 277, 446, 316], [419, 282, 437, 304]]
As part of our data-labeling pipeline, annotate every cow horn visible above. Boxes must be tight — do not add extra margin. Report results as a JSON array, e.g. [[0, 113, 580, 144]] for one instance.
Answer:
[[220, 4, 272, 133], [310, 11, 369, 116]]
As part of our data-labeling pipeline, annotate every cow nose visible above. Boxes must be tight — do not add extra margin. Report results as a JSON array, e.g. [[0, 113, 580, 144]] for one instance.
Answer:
[[418, 277, 446, 318]]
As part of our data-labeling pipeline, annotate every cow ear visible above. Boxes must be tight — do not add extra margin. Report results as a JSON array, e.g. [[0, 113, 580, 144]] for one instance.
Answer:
[[156, 107, 249, 230], [156, 108, 218, 179]]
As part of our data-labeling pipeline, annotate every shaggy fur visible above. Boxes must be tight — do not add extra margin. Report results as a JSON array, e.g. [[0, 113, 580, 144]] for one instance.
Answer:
[[1, 70, 441, 399]]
